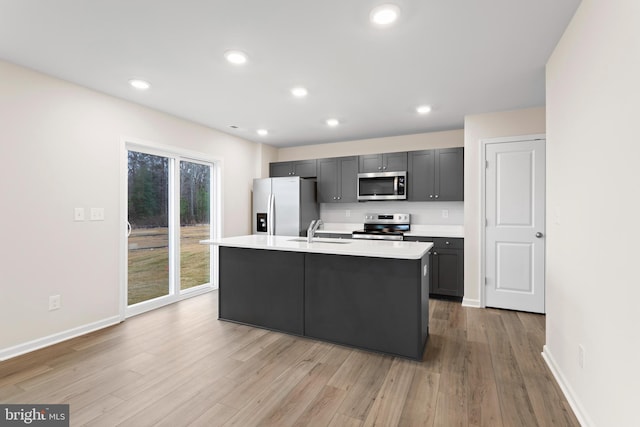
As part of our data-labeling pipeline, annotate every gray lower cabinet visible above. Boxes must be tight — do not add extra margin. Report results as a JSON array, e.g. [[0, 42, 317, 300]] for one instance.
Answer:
[[219, 247, 304, 334], [317, 156, 358, 203], [305, 253, 428, 359], [359, 152, 408, 172], [405, 236, 464, 298], [218, 246, 429, 359], [269, 159, 317, 178], [408, 147, 464, 201]]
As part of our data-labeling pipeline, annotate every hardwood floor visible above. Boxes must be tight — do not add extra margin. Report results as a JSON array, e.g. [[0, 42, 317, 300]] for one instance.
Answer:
[[0, 292, 579, 426]]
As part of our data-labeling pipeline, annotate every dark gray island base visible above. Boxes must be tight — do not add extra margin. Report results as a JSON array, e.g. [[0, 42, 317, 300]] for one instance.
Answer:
[[219, 246, 429, 360]]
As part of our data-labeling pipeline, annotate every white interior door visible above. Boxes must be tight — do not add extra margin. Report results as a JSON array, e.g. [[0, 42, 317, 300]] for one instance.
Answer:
[[485, 138, 545, 313]]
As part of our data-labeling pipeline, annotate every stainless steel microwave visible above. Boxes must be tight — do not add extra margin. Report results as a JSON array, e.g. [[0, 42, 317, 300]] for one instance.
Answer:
[[357, 171, 407, 201]]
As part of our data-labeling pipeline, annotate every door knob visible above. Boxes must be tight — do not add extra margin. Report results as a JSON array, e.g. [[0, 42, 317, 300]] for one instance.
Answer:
[[536, 232, 543, 238]]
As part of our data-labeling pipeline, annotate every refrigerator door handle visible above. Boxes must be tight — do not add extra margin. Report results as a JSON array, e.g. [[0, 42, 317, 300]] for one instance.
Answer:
[[268, 193, 275, 235]]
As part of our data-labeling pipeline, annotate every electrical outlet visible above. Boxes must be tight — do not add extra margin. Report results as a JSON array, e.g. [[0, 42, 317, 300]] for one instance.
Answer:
[[49, 295, 61, 311], [441, 209, 449, 218], [74, 207, 85, 221], [345, 210, 351, 218], [578, 344, 585, 369]]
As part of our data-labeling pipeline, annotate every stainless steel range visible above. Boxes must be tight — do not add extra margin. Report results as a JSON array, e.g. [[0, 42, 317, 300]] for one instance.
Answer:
[[351, 213, 411, 241]]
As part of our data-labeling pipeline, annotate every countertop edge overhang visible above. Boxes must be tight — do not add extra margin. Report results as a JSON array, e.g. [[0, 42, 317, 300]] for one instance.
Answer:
[[201, 235, 433, 260]]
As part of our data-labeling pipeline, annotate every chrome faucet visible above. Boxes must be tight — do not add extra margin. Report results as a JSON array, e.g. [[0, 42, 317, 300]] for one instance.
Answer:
[[307, 219, 323, 243]]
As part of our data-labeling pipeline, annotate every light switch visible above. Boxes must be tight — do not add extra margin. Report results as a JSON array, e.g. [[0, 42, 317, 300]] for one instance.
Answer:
[[74, 207, 85, 221], [90, 208, 105, 221]]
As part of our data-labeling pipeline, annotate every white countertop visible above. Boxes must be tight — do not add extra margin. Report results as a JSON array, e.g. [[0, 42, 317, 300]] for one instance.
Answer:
[[202, 234, 433, 260], [315, 223, 464, 238]]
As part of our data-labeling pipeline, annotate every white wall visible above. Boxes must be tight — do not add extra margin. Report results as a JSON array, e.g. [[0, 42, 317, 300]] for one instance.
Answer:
[[259, 143, 279, 178], [545, 1, 640, 425], [321, 201, 464, 226], [462, 107, 546, 306], [0, 60, 263, 357], [276, 129, 463, 161]]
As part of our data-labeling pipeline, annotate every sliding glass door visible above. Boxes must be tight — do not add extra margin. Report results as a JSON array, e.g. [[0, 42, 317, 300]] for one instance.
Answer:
[[126, 146, 215, 316], [179, 160, 211, 291], [127, 151, 170, 306]]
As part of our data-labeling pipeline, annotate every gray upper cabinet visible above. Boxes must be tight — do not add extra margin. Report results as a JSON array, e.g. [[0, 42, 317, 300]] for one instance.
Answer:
[[408, 150, 435, 201], [359, 152, 408, 173], [435, 148, 464, 201], [408, 147, 464, 201], [269, 159, 317, 178], [317, 156, 358, 203]]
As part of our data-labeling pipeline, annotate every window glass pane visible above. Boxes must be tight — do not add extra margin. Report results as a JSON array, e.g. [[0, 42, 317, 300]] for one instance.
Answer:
[[127, 151, 170, 305], [180, 161, 211, 290]]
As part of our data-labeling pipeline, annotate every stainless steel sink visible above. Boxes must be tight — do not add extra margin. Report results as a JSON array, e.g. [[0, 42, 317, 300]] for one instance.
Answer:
[[287, 238, 352, 245]]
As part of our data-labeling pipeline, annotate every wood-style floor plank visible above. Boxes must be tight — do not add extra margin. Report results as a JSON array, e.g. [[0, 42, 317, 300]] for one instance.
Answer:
[[0, 291, 579, 427]]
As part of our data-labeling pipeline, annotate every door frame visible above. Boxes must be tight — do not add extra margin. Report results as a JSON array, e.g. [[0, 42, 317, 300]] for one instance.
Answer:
[[479, 133, 546, 308], [119, 136, 223, 321]]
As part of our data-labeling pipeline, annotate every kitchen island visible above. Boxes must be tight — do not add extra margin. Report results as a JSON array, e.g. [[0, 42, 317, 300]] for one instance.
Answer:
[[203, 235, 433, 359]]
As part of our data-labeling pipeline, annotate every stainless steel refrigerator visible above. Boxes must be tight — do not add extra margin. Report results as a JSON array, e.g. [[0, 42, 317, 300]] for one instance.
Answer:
[[252, 177, 319, 236]]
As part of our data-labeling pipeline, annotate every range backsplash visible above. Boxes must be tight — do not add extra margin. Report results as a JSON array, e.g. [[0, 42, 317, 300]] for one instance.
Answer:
[[320, 201, 463, 226]]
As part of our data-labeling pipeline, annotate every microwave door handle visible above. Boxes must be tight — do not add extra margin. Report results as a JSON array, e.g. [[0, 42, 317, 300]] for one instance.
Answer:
[[394, 176, 398, 193]]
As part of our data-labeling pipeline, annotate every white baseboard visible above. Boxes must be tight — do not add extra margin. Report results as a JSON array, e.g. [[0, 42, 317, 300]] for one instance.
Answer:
[[462, 297, 481, 308], [542, 345, 592, 427], [0, 316, 121, 361]]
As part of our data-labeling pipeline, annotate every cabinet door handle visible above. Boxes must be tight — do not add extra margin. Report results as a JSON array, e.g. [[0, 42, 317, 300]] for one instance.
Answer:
[[337, 196, 341, 200], [433, 252, 438, 256], [378, 166, 382, 170], [445, 241, 450, 245], [382, 166, 387, 170], [333, 196, 337, 200], [435, 194, 439, 199], [429, 195, 434, 198], [536, 232, 544, 238]]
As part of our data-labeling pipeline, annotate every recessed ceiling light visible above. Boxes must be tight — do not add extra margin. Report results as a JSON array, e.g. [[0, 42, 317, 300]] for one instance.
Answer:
[[224, 50, 248, 65], [326, 118, 340, 127], [257, 129, 268, 136], [291, 87, 308, 98], [416, 105, 432, 114], [370, 4, 401, 26], [129, 79, 151, 90]]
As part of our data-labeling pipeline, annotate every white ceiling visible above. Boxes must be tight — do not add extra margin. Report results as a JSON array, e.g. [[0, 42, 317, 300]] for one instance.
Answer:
[[0, 0, 580, 147]]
